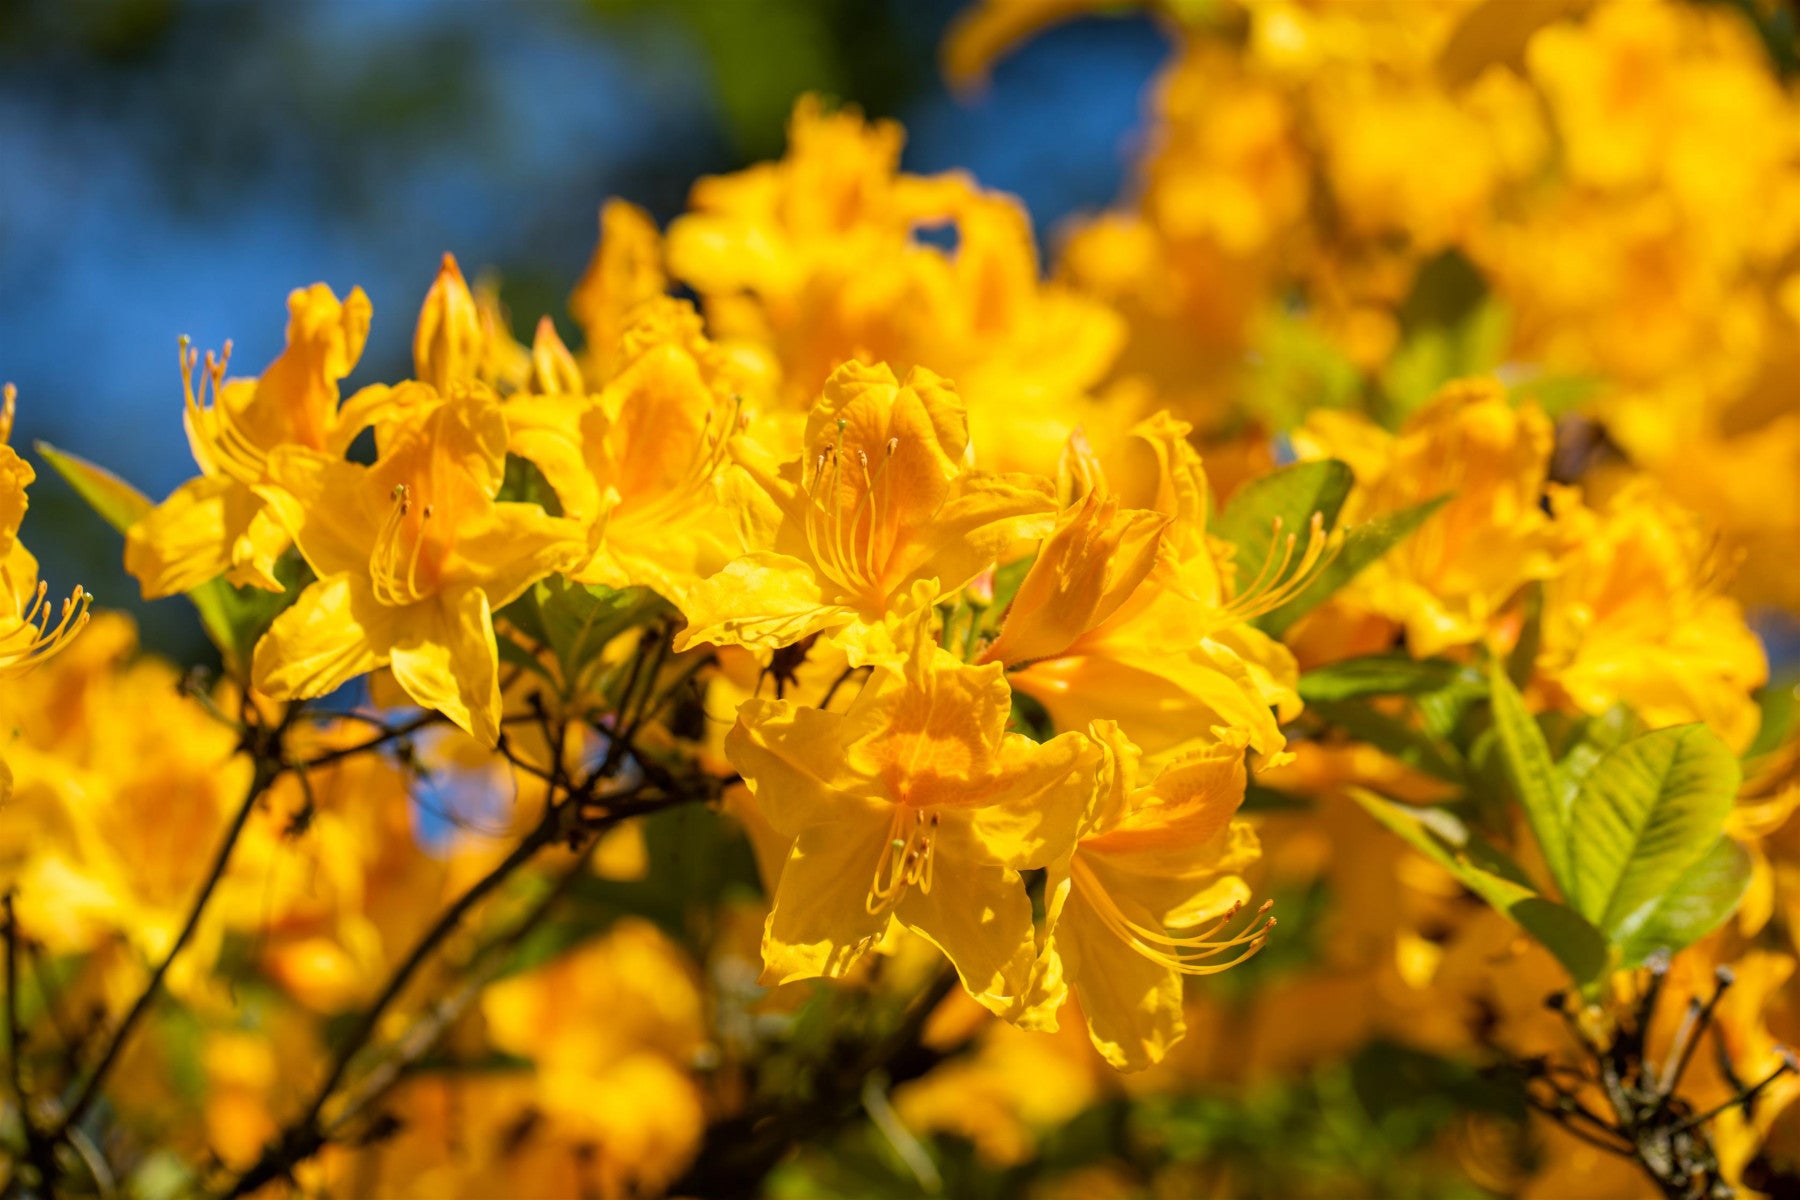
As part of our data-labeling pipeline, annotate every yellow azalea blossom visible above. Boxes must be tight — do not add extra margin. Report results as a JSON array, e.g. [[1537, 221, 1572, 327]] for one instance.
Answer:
[[984, 411, 1304, 760], [1537, 480, 1767, 752], [893, 1016, 1103, 1167], [570, 198, 670, 383], [676, 360, 1054, 656], [667, 96, 1124, 477], [125, 283, 373, 598], [1294, 378, 1559, 657], [0, 385, 89, 675], [413, 253, 486, 394], [251, 388, 582, 744], [481, 919, 707, 1193], [505, 298, 754, 607], [724, 611, 1097, 1017], [411, 252, 533, 396], [1041, 720, 1268, 1070]]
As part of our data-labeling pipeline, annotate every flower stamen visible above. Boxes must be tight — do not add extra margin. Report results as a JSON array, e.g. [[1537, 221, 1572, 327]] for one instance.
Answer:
[[867, 805, 941, 914], [1071, 856, 1274, 975]]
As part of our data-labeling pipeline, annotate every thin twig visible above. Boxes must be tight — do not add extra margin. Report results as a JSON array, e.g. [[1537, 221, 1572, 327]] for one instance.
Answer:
[[53, 754, 281, 1141], [295, 713, 441, 771], [323, 835, 605, 1142]]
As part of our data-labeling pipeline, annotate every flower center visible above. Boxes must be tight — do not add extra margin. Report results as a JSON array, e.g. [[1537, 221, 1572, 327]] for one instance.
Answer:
[[369, 484, 448, 605], [611, 396, 743, 532], [866, 804, 940, 915], [804, 423, 900, 601]]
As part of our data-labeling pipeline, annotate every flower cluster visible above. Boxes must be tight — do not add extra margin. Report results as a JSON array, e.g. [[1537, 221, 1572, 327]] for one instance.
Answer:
[[1, 1, 1796, 1195]]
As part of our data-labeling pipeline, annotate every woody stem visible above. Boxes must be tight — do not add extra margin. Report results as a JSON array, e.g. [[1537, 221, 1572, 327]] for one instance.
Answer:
[[52, 744, 284, 1147]]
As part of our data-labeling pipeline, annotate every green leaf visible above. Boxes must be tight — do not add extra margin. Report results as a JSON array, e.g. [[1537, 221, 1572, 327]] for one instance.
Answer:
[[1008, 690, 1054, 743], [36, 441, 303, 673], [1376, 250, 1509, 424], [1611, 837, 1751, 970], [1509, 372, 1602, 420], [1350, 788, 1608, 986], [1259, 495, 1448, 636], [1745, 674, 1799, 762], [1308, 700, 1465, 782], [1504, 581, 1542, 689], [1553, 705, 1641, 811], [1487, 659, 1571, 898], [523, 576, 669, 696], [1242, 784, 1311, 813], [1240, 309, 1364, 432], [1567, 724, 1742, 939], [1297, 655, 1480, 704], [494, 631, 555, 685], [1214, 459, 1355, 556], [36, 441, 152, 531], [983, 554, 1034, 630]]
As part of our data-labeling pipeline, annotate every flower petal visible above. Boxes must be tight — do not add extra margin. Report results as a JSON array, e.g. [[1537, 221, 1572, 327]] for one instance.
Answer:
[[896, 838, 1039, 1019], [251, 573, 399, 700], [760, 813, 892, 985], [673, 551, 853, 653], [389, 586, 502, 746]]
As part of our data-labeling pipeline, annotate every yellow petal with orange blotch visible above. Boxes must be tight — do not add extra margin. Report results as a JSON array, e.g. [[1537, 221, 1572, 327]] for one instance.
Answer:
[[984, 491, 1168, 667]]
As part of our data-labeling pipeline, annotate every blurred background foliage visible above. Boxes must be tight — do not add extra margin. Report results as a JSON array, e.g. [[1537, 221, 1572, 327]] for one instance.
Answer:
[[0, 0, 1165, 662]]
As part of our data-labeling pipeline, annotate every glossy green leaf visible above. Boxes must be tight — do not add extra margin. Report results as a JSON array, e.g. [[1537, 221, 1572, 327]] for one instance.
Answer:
[[194, 554, 311, 675], [1567, 724, 1741, 938], [1350, 788, 1608, 986], [1487, 659, 1571, 898], [1611, 837, 1751, 970], [1745, 674, 1799, 762]]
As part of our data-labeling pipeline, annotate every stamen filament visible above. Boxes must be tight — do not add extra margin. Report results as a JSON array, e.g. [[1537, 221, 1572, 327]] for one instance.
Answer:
[[866, 806, 940, 915], [1071, 856, 1274, 975]]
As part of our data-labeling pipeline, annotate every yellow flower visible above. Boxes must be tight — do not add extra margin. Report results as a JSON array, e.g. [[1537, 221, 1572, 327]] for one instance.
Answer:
[[570, 198, 669, 383], [1537, 480, 1767, 752], [983, 412, 1303, 760], [892, 1017, 1102, 1167], [1294, 378, 1558, 657], [411, 252, 531, 395], [667, 96, 1124, 476], [1042, 720, 1268, 1070], [676, 360, 1054, 656], [724, 611, 1097, 1017], [125, 283, 373, 598], [251, 388, 582, 744], [506, 298, 754, 607], [0, 386, 89, 675], [482, 919, 707, 1194]]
